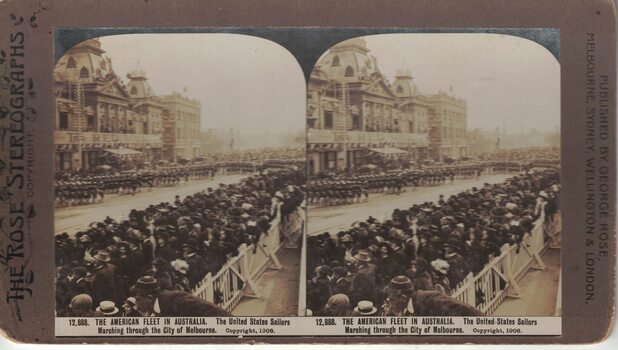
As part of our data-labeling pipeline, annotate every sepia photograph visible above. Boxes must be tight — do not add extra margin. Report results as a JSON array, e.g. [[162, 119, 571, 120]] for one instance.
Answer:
[[306, 34, 561, 318], [0, 0, 615, 343], [53, 33, 306, 318]]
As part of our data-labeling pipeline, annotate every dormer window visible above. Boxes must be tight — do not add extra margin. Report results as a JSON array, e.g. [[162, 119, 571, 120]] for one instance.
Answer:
[[344, 66, 354, 77], [331, 55, 340, 67], [396, 85, 404, 94], [79, 67, 89, 79], [67, 56, 76, 68], [130, 86, 138, 95]]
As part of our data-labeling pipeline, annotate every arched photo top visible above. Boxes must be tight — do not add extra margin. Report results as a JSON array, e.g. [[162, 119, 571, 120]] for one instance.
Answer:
[[54, 33, 306, 148], [309, 33, 559, 136]]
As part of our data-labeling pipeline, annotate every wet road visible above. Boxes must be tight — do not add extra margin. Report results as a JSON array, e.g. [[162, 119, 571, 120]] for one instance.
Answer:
[[54, 174, 246, 235]]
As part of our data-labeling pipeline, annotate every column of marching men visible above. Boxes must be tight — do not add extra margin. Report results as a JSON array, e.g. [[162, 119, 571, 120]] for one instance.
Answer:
[[55, 163, 247, 207], [55, 165, 305, 317], [54, 146, 305, 207], [307, 146, 560, 207], [306, 167, 560, 317], [307, 165, 484, 206]]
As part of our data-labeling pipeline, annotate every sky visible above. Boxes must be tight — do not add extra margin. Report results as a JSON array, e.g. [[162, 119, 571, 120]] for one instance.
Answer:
[[97, 33, 559, 135], [357, 33, 560, 133], [98, 34, 305, 135]]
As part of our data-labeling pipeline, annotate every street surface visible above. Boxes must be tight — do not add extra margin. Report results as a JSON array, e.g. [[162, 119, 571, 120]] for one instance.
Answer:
[[308, 174, 511, 236], [492, 247, 561, 316], [54, 174, 246, 235], [232, 247, 300, 316]]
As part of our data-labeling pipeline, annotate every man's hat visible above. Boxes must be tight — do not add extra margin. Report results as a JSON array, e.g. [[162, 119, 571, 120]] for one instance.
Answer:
[[92, 250, 111, 262], [78, 234, 92, 243], [182, 238, 200, 251], [69, 294, 93, 310], [70, 266, 87, 278], [388, 275, 415, 293], [171, 259, 189, 275], [96, 301, 119, 316], [444, 238, 460, 251], [332, 266, 346, 277], [130, 275, 160, 295], [354, 300, 378, 315], [431, 259, 450, 275], [124, 297, 137, 307], [353, 250, 372, 262]]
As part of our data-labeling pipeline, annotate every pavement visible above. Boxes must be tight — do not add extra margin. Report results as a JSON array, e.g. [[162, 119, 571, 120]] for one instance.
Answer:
[[54, 174, 247, 235], [491, 247, 561, 316], [232, 246, 301, 316], [307, 174, 511, 236]]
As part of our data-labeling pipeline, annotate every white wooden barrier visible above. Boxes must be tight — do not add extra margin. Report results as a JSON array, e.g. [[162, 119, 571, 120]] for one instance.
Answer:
[[191, 208, 298, 313], [297, 207, 307, 316], [451, 213, 558, 315]]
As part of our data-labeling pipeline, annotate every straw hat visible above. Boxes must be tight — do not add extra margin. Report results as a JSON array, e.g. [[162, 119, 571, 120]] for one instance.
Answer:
[[354, 300, 378, 315], [96, 301, 119, 316], [92, 250, 111, 262], [353, 250, 372, 262], [431, 259, 450, 275]]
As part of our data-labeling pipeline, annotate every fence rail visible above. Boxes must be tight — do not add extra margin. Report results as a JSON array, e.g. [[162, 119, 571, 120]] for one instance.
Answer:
[[191, 208, 299, 313], [451, 211, 560, 315]]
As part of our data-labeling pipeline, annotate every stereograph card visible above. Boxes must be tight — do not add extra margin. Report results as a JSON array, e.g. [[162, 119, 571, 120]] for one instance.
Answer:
[[0, 0, 615, 345]]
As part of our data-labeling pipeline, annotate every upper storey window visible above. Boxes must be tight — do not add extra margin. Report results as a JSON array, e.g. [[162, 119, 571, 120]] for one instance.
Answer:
[[79, 67, 89, 79], [344, 66, 354, 77], [331, 55, 340, 67]]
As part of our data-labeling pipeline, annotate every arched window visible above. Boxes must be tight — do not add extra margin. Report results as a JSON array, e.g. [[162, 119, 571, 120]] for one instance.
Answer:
[[331, 55, 341, 67], [344, 65, 354, 77], [79, 67, 89, 79], [130, 86, 138, 95], [396, 85, 404, 94], [67, 56, 76, 68]]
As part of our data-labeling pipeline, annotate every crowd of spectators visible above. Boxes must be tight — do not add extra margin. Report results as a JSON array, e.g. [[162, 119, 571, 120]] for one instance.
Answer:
[[55, 165, 305, 317], [306, 168, 560, 316]]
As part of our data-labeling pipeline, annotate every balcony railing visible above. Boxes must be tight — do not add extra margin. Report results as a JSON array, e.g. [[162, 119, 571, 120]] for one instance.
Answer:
[[307, 129, 429, 147], [54, 130, 163, 147]]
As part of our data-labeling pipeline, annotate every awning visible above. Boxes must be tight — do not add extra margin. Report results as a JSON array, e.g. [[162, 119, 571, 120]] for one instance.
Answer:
[[368, 147, 407, 155], [104, 148, 142, 156]]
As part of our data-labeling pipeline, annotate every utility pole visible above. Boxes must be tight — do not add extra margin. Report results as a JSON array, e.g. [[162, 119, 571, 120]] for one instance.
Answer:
[[339, 82, 350, 170], [73, 81, 84, 170]]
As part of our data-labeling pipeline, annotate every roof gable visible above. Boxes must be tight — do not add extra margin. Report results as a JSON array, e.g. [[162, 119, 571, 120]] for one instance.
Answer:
[[97, 78, 130, 99], [365, 77, 395, 98]]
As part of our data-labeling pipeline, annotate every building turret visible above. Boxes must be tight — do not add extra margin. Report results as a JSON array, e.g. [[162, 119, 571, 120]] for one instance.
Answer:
[[126, 63, 155, 98]]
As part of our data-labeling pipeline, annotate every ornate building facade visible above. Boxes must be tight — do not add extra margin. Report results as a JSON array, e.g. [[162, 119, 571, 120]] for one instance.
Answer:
[[307, 37, 469, 175], [53, 38, 204, 171], [160, 92, 203, 161]]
